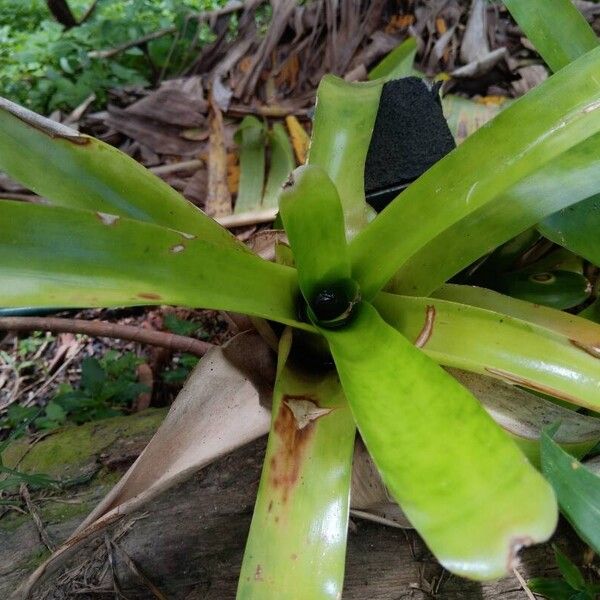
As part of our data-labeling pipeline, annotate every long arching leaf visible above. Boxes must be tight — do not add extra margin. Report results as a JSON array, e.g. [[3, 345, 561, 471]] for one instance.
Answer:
[[374, 292, 600, 411], [237, 330, 355, 599], [308, 76, 382, 238], [503, 0, 597, 72], [0, 201, 306, 329], [320, 302, 557, 581], [349, 45, 600, 299], [388, 134, 600, 296], [0, 97, 238, 247]]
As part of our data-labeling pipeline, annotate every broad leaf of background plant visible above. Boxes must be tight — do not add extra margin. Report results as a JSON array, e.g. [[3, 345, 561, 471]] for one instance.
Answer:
[[374, 292, 600, 411], [0, 201, 307, 329], [541, 430, 600, 553], [319, 302, 557, 580], [0, 97, 239, 247], [539, 196, 600, 267], [350, 45, 600, 299], [237, 330, 355, 600], [503, 0, 597, 72], [308, 76, 382, 238]]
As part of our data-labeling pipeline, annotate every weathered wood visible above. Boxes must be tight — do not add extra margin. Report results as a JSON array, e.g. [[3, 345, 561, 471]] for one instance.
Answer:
[[0, 414, 591, 599]]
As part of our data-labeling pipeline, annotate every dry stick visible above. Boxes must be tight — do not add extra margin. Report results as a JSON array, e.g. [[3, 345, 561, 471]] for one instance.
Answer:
[[111, 541, 168, 600], [0, 317, 213, 358], [20, 483, 56, 552], [513, 568, 537, 600], [150, 159, 202, 176]]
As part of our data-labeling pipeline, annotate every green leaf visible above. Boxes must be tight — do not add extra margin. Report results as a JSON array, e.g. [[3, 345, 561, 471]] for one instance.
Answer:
[[262, 122, 295, 210], [368, 37, 418, 81], [541, 430, 600, 554], [234, 116, 266, 214], [540, 195, 600, 267], [308, 76, 382, 238], [434, 284, 594, 338], [389, 133, 600, 296], [350, 45, 600, 299], [0, 97, 237, 247], [0, 201, 307, 330], [374, 291, 600, 411], [503, 0, 597, 72], [449, 369, 600, 468], [496, 270, 591, 310], [279, 165, 351, 303], [319, 302, 557, 580], [501, 4, 600, 271], [528, 577, 578, 600], [553, 545, 586, 591], [237, 329, 355, 599]]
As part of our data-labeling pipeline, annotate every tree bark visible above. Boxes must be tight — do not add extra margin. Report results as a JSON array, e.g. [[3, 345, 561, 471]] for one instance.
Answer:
[[46, 0, 78, 29]]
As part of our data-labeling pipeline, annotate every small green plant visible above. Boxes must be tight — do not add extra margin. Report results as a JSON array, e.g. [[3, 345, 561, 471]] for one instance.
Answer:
[[0, 350, 147, 433], [529, 545, 600, 600], [0, 0, 224, 114], [1, 0, 600, 595]]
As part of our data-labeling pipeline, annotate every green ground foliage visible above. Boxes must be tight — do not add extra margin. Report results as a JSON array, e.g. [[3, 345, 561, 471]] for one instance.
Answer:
[[0, 0, 224, 114]]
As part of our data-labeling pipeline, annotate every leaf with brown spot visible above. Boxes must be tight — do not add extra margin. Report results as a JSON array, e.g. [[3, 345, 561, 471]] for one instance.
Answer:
[[238, 329, 355, 599]]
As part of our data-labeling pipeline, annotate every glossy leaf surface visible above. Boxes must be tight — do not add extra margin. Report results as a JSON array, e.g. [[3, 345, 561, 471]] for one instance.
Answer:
[[374, 292, 600, 411], [540, 195, 600, 267], [0, 97, 237, 247], [350, 46, 600, 298], [389, 133, 600, 296], [0, 201, 307, 329], [237, 330, 355, 599], [434, 284, 600, 350], [542, 431, 600, 553], [320, 302, 557, 580], [308, 76, 382, 238], [496, 270, 591, 310], [279, 165, 351, 302], [503, 0, 597, 72]]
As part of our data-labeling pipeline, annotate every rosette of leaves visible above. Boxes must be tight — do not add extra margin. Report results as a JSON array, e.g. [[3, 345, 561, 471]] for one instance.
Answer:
[[1, 1, 600, 596]]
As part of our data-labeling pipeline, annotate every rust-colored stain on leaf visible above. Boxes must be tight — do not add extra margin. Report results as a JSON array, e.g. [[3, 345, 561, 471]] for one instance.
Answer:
[[414, 305, 436, 348], [269, 394, 319, 503], [137, 292, 162, 301], [570, 338, 600, 359]]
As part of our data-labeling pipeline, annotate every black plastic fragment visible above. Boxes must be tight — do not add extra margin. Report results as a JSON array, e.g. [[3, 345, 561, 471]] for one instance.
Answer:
[[364, 77, 456, 212]]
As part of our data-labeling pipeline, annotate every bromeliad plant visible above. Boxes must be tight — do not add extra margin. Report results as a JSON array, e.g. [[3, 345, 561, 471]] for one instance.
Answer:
[[2, 1, 600, 597]]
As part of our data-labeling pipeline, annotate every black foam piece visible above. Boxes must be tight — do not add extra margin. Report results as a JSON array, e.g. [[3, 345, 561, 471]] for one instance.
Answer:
[[364, 77, 456, 212]]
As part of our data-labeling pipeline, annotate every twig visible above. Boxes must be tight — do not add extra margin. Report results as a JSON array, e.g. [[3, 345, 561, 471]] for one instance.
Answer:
[[216, 208, 278, 229], [20, 483, 56, 552], [0, 317, 213, 358], [23, 340, 83, 406], [88, 27, 177, 59], [150, 159, 202, 176], [513, 567, 537, 600], [111, 541, 168, 600]]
